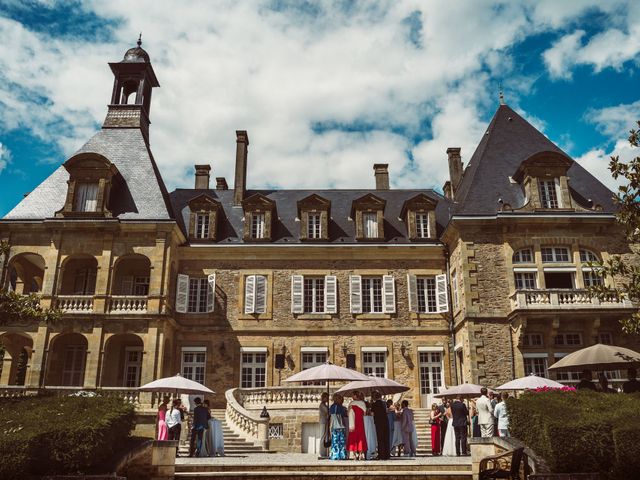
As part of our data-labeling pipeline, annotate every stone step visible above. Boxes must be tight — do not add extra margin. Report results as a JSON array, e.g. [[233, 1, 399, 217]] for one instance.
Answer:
[[176, 463, 471, 473], [174, 471, 471, 480]]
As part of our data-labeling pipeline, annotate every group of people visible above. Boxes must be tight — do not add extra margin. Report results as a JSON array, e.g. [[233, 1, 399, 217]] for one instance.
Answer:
[[429, 388, 510, 457], [576, 368, 640, 393], [320, 391, 419, 461], [156, 396, 225, 457]]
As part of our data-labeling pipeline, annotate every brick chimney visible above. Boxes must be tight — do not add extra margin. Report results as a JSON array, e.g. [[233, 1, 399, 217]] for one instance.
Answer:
[[234, 130, 249, 205], [216, 177, 229, 190], [194, 164, 211, 190], [446, 148, 463, 198], [373, 164, 390, 190]]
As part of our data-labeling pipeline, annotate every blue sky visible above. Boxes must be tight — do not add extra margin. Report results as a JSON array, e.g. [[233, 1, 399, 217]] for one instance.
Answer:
[[1, 0, 639, 217]]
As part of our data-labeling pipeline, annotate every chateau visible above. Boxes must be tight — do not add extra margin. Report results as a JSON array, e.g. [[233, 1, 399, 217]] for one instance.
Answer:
[[1, 42, 638, 449]]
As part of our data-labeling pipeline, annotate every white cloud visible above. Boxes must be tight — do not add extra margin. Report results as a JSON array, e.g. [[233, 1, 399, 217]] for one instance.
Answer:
[[543, 30, 586, 80], [0, 142, 11, 174], [575, 139, 637, 192], [585, 100, 640, 137]]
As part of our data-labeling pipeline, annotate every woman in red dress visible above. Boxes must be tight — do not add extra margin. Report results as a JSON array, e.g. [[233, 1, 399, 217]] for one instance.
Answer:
[[430, 402, 442, 455], [346, 391, 368, 460]]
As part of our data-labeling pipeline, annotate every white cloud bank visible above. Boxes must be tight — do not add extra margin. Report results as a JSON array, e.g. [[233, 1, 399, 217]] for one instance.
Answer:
[[0, 142, 10, 174], [0, 0, 638, 193]]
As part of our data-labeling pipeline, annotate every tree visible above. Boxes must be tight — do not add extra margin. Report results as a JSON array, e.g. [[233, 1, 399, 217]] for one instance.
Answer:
[[0, 241, 62, 327], [589, 120, 640, 335]]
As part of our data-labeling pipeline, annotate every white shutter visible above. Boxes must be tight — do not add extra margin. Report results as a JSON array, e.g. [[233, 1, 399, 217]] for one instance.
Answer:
[[122, 275, 134, 295], [324, 275, 337, 314], [176, 274, 189, 313], [407, 274, 418, 313], [436, 273, 449, 313], [382, 275, 396, 313], [554, 177, 563, 207], [255, 275, 267, 314], [245, 275, 256, 314], [291, 275, 304, 314], [349, 275, 362, 314], [206, 273, 216, 313]]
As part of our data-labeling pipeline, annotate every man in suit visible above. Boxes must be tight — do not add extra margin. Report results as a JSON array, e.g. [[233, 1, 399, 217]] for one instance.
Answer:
[[371, 390, 390, 459], [476, 387, 495, 437], [189, 397, 211, 457], [576, 369, 597, 391], [623, 368, 640, 393], [450, 395, 469, 456], [438, 398, 448, 451]]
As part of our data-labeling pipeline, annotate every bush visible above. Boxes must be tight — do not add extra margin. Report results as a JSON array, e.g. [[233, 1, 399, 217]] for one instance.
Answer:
[[0, 395, 135, 479], [508, 390, 640, 479]]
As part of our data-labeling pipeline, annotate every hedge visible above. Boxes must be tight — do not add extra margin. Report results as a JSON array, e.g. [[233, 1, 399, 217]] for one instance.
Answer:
[[0, 395, 135, 479], [507, 390, 640, 479]]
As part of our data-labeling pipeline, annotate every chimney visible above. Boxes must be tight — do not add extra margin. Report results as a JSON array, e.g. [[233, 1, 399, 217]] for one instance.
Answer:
[[234, 130, 249, 205], [194, 164, 211, 190], [216, 177, 229, 190], [373, 163, 390, 190], [446, 147, 463, 197]]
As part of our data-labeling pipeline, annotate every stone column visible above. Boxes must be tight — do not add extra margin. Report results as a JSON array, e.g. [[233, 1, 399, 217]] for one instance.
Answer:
[[93, 234, 114, 314], [140, 326, 159, 407], [27, 325, 49, 388], [0, 350, 13, 385], [84, 325, 104, 389], [151, 440, 177, 480]]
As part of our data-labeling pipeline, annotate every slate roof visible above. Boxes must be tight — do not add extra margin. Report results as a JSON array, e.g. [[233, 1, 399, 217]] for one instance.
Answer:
[[169, 189, 451, 244], [3, 128, 173, 221], [452, 104, 617, 215]]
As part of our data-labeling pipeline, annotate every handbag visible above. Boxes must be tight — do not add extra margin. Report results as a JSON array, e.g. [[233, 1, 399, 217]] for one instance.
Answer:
[[323, 420, 332, 448], [330, 413, 344, 430]]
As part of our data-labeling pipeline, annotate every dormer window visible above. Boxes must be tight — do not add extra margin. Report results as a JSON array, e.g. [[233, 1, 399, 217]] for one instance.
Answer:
[[195, 213, 210, 239], [512, 151, 573, 211], [307, 213, 321, 239], [400, 193, 438, 241], [352, 193, 386, 241], [251, 213, 266, 239], [539, 179, 560, 208], [242, 193, 276, 242], [297, 194, 330, 241], [363, 212, 378, 238], [187, 194, 222, 242], [415, 213, 429, 238], [74, 183, 99, 212]]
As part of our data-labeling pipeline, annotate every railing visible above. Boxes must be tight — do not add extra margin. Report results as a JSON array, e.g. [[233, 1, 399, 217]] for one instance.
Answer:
[[237, 385, 327, 409], [0, 385, 140, 404], [510, 289, 632, 310], [108, 296, 148, 314], [225, 388, 269, 450], [56, 295, 94, 313]]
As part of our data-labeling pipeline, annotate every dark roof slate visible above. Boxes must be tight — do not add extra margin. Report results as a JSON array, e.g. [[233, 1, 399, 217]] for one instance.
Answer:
[[453, 105, 616, 215], [170, 188, 451, 244]]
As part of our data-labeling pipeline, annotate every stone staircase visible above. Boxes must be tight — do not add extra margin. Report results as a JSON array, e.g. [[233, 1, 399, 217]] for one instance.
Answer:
[[414, 408, 433, 455], [178, 409, 267, 456]]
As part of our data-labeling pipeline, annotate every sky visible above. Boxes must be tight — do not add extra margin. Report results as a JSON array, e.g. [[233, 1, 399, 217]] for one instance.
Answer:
[[0, 0, 639, 217]]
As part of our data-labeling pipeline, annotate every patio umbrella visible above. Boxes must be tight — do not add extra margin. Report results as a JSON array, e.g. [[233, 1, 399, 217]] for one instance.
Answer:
[[548, 343, 640, 372], [434, 382, 485, 399], [496, 374, 564, 391], [283, 362, 371, 384], [138, 373, 215, 395], [336, 377, 410, 397]]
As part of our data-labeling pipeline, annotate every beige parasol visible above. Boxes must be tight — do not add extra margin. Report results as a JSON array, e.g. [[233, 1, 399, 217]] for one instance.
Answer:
[[548, 343, 640, 372]]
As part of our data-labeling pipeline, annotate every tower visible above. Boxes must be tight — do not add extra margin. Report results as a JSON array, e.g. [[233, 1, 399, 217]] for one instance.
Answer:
[[102, 36, 160, 144]]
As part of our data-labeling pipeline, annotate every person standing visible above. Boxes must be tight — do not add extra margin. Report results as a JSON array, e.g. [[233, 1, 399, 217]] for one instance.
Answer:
[[493, 392, 510, 437], [386, 399, 396, 455], [598, 373, 616, 393], [450, 396, 469, 456], [623, 368, 640, 393], [370, 390, 390, 460], [488, 391, 498, 436], [429, 403, 442, 456], [438, 399, 448, 452], [400, 400, 416, 457], [329, 393, 347, 460], [347, 391, 368, 460], [470, 401, 480, 437], [319, 392, 330, 458], [476, 388, 495, 437], [189, 397, 211, 457], [165, 398, 184, 456], [576, 369, 597, 390], [157, 396, 169, 441]]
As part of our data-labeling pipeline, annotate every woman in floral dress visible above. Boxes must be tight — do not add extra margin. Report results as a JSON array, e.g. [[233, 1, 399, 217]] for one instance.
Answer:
[[329, 393, 347, 460]]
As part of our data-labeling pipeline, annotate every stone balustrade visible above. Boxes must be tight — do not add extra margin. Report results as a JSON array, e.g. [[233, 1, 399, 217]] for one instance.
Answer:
[[510, 289, 632, 310], [237, 385, 327, 410], [108, 295, 149, 314], [0, 385, 141, 405], [225, 388, 270, 450], [56, 295, 94, 313]]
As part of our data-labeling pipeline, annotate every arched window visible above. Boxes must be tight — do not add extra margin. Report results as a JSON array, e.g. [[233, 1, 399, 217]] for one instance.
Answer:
[[513, 248, 533, 263], [579, 249, 599, 263]]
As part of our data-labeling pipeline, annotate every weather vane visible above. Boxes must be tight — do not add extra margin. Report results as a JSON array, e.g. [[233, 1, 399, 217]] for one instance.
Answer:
[[137, 33, 142, 47], [499, 82, 505, 105]]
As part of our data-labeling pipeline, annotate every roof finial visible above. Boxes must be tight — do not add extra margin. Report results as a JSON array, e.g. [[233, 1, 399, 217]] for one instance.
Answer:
[[499, 82, 505, 105], [137, 33, 142, 47]]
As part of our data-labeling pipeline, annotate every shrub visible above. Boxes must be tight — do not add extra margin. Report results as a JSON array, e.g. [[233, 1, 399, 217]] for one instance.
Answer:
[[508, 390, 640, 479], [0, 395, 135, 479]]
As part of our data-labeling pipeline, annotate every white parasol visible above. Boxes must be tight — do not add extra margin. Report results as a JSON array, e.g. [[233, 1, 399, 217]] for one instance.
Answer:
[[547, 343, 640, 372], [496, 374, 564, 391], [336, 377, 410, 397], [284, 362, 371, 384], [138, 373, 215, 395], [434, 382, 485, 399]]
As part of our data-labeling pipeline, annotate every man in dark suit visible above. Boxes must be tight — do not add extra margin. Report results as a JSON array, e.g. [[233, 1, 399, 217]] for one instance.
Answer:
[[189, 397, 211, 457], [438, 398, 448, 451], [371, 390, 390, 459], [450, 395, 469, 456]]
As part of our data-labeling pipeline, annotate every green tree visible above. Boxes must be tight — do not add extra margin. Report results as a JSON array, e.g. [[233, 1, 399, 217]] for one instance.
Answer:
[[589, 120, 640, 334]]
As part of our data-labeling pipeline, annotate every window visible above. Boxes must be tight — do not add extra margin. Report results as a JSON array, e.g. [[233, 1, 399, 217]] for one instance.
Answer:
[[195, 213, 210, 239], [539, 179, 559, 208], [416, 213, 429, 238], [62, 345, 86, 386], [579, 249, 599, 263], [513, 248, 533, 263], [302, 350, 327, 386], [583, 269, 604, 287], [182, 349, 206, 384], [74, 182, 99, 212], [416, 277, 437, 313], [73, 268, 97, 295], [251, 213, 266, 239], [523, 333, 544, 347], [554, 333, 582, 346], [598, 332, 613, 345], [188, 278, 209, 313], [362, 351, 386, 377], [541, 247, 570, 263], [555, 370, 581, 383], [515, 272, 537, 289], [244, 275, 267, 314], [524, 355, 548, 377], [123, 347, 142, 388], [363, 212, 378, 238], [241, 352, 266, 388], [362, 277, 383, 313], [544, 271, 575, 289], [133, 276, 150, 296], [307, 213, 321, 239], [303, 277, 325, 313], [418, 351, 443, 395], [452, 270, 459, 309]]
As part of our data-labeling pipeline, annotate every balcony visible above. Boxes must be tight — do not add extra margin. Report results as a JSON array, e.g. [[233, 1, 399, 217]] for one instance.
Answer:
[[56, 295, 94, 313], [510, 289, 633, 311], [108, 296, 148, 314]]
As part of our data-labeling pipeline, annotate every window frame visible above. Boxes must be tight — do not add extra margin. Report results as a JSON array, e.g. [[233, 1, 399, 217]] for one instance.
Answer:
[[303, 276, 325, 314], [523, 354, 548, 378], [538, 179, 560, 209], [73, 182, 99, 213], [181, 348, 206, 384], [522, 333, 544, 347], [187, 277, 209, 313], [362, 351, 387, 378], [513, 248, 534, 263], [251, 213, 266, 239], [514, 272, 537, 289], [362, 212, 378, 239], [240, 351, 267, 388], [361, 276, 384, 313], [415, 213, 429, 239], [307, 213, 322, 239], [195, 212, 210, 239], [541, 246, 571, 263], [416, 276, 437, 313]]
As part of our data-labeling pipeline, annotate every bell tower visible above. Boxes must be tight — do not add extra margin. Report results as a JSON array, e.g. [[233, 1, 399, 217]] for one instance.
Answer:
[[102, 35, 160, 144]]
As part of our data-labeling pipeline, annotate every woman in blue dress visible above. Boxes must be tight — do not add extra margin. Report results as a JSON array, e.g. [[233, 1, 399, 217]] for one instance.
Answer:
[[329, 393, 347, 460]]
